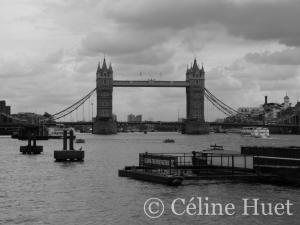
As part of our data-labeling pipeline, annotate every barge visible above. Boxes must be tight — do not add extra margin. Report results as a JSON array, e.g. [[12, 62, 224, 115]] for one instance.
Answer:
[[119, 145, 300, 186], [241, 146, 300, 184], [54, 130, 84, 162], [119, 166, 183, 186], [119, 149, 260, 186]]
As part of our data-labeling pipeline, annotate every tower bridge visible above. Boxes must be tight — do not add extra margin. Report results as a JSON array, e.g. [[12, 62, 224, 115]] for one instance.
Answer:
[[3, 58, 299, 136], [94, 58, 208, 134]]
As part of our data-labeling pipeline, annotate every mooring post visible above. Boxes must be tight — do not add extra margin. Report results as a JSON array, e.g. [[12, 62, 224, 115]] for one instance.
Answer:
[[28, 133, 32, 147], [63, 130, 67, 150], [33, 134, 36, 147], [221, 155, 223, 167], [232, 155, 234, 174], [169, 158, 171, 175], [69, 130, 74, 150]]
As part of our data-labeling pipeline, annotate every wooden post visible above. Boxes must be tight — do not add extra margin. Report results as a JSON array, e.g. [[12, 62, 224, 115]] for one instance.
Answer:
[[221, 155, 223, 167], [69, 130, 74, 150], [28, 133, 32, 147], [169, 158, 171, 175], [33, 134, 36, 147], [227, 156, 230, 168], [63, 130, 67, 150], [232, 155, 234, 174]]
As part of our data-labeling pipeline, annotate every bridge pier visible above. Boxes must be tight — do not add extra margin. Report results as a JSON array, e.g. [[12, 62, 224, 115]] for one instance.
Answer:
[[93, 119, 117, 134], [183, 120, 209, 134]]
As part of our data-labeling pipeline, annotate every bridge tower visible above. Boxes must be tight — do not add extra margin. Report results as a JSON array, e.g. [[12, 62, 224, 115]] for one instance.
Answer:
[[184, 59, 209, 134], [93, 58, 117, 134]]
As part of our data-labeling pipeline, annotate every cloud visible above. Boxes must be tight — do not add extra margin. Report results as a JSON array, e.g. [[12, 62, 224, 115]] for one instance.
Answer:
[[79, 28, 173, 57], [1, 0, 300, 120], [105, 0, 300, 47], [245, 48, 300, 65], [113, 46, 174, 66]]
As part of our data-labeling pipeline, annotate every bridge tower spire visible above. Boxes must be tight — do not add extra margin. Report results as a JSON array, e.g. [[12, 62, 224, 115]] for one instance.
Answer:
[[94, 58, 117, 134], [184, 58, 209, 134]]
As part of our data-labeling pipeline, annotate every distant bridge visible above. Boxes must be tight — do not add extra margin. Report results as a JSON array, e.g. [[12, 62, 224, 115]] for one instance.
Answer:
[[39, 121, 299, 129], [0, 123, 38, 128], [1, 121, 299, 136]]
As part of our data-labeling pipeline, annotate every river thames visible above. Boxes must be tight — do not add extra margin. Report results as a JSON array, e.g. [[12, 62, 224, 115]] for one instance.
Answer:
[[0, 133, 299, 225]]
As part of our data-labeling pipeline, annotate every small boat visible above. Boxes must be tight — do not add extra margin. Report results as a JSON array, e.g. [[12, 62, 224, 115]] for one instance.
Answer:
[[209, 144, 224, 151], [163, 138, 175, 143], [48, 125, 76, 139], [241, 127, 255, 136], [252, 127, 270, 138], [75, 139, 85, 143]]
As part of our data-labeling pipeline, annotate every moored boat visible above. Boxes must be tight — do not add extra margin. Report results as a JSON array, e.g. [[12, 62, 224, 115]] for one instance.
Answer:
[[75, 138, 85, 143], [163, 138, 175, 143], [48, 125, 75, 139], [241, 127, 270, 138]]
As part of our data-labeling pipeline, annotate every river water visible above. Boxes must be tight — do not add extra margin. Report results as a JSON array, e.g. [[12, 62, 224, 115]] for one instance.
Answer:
[[0, 133, 300, 225]]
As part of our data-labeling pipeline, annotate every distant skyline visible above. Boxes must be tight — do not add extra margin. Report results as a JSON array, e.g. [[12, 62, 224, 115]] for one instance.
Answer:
[[1, 0, 300, 121]]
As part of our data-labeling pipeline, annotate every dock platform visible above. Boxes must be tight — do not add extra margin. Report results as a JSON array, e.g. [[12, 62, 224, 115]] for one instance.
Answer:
[[54, 150, 84, 161], [119, 166, 183, 186], [20, 145, 43, 154], [20, 135, 43, 154], [119, 149, 263, 185]]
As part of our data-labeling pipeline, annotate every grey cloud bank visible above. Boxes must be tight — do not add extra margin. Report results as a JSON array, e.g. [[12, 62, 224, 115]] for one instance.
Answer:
[[0, 0, 299, 120]]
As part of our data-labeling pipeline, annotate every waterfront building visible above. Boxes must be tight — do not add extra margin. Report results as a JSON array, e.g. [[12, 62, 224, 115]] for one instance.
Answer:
[[178, 117, 185, 122], [264, 94, 292, 124], [135, 115, 142, 122], [127, 114, 142, 122], [229, 94, 296, 124], [127, 114, 136, 122], [278, 101, 300, 125], [283, 94, 291, 109], [0, 100, 11, 115], [0, 100, 11, 123], [11, 112, 45, 125]]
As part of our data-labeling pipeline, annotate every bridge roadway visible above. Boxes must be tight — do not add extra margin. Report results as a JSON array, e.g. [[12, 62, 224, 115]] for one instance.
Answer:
[[113, 80, 189, 87]]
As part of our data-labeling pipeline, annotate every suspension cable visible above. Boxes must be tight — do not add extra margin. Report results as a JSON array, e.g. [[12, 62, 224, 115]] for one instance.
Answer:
[[204, 91, 235, 116], [51, 88, 96, 117], [204, 93, 233, 116], [205, 88, 240, 114]]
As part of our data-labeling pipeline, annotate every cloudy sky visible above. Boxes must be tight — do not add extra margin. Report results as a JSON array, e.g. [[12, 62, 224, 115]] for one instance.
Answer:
[[1, 0, 300, 121]]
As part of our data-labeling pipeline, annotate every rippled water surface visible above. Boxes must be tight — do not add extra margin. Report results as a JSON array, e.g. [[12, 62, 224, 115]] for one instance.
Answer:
[[0, 133, 300, 225]]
